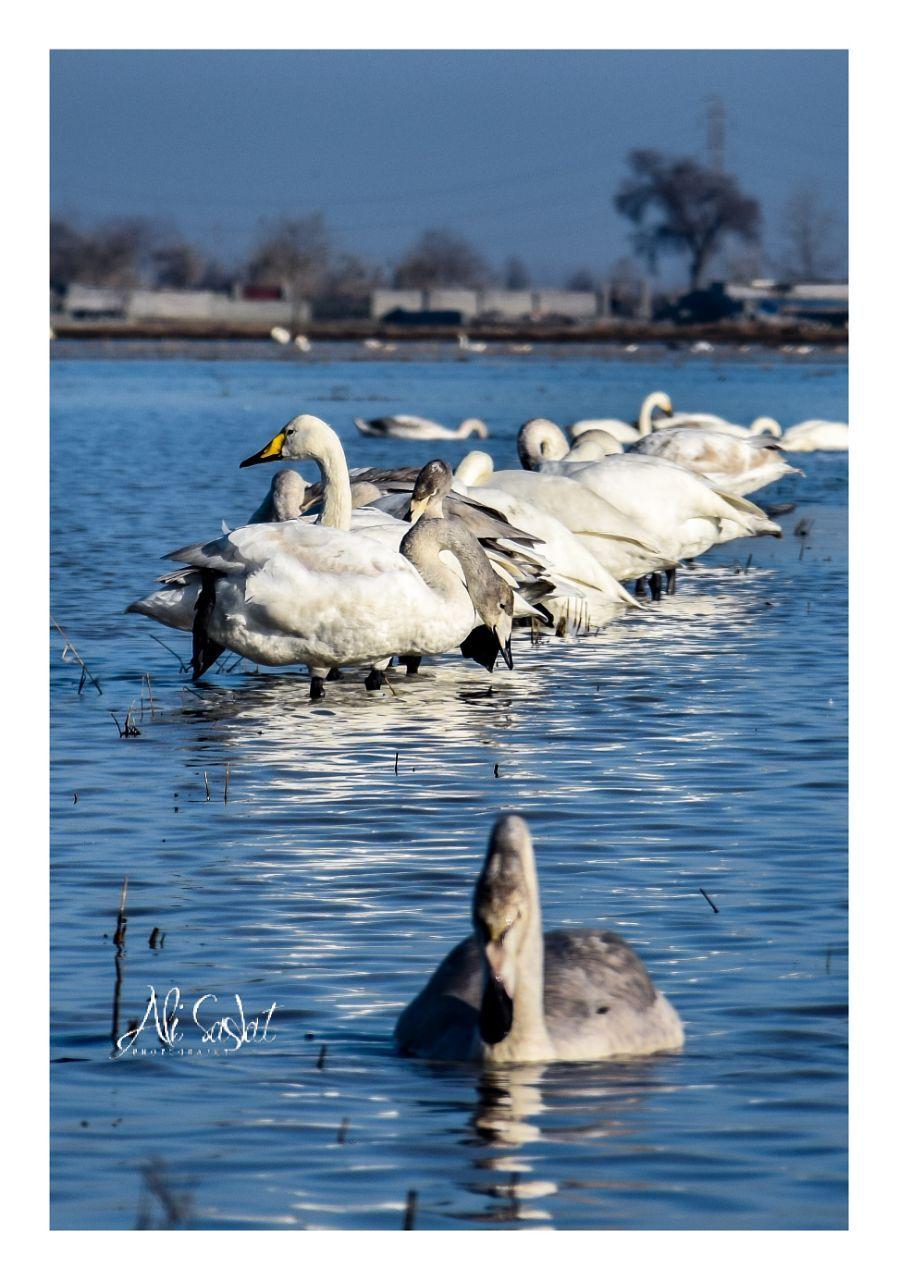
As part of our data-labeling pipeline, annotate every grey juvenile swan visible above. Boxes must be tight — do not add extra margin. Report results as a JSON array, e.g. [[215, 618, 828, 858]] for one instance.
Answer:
[[395, 815, 684, 1064]]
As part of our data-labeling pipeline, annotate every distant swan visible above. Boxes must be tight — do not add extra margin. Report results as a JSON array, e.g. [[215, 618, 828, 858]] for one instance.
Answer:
[[779, 420, 849, 452], [354, 414, 489, 441], [569, 391, 672, 444], [395, 814, 684, 1063]]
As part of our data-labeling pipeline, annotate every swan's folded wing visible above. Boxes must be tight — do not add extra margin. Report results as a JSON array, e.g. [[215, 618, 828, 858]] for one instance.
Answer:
[[165, 521, 407, 578], [542, 929, 658, 1019], [394, 936, 482, 1057]]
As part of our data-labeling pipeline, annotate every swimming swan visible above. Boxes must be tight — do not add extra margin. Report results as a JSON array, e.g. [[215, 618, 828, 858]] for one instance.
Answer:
[[568, 391, 672, 444], [395, 814, 684, 1064], [354, 414, 489, 441]]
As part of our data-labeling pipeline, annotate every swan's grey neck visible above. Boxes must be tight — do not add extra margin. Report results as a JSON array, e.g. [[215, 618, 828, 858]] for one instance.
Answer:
[[475, 819, 552, 1062], [399, 516, 499, 617]]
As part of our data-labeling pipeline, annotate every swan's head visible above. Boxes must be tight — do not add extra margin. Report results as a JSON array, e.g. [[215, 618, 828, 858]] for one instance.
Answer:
[[565, 429, 623, 460], [455, 450, 494, 487], [408, 459, 453, 523], [473, 815, 538, 1045], [646, 391, 673, 417], [460, 418, 489, 439], [460, 572, 514, 672], [748, 416, 782, 438], [240, 414, 337, 467], [266, 468, 307, 521], [517, 419, 570, 470]]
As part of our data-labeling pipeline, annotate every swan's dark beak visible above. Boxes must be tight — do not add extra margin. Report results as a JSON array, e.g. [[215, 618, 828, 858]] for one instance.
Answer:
[[497, 632, 513, 670], [479, 971, 514, 1045], [240, 431, 286, 468]]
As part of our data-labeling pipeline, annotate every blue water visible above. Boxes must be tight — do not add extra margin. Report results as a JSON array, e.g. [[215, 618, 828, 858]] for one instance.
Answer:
[[50, 344, 847, 1229]]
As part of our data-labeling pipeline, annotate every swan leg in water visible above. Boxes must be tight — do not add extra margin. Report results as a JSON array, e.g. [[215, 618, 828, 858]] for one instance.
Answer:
[[399, 654, 422, 675], [395, 814, 683, 1064], [665, 566, 677, 595], [309, 672, 328, 700], [649, 572, 663, 602]]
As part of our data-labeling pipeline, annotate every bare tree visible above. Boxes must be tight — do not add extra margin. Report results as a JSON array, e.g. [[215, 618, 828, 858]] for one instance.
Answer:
[[393, 229, 491, 289], [503, 255, 530, 289], [50, 216, 160, 290], [779, 184, 842, 281], [245, 213, 330, 298], [615, 149, 761, 289], [151, 240, 206, 289], [319, 252, 385, 318]]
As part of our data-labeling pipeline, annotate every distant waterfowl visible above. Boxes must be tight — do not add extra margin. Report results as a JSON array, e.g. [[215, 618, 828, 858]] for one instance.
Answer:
[[779, 420, 849, 452], [458, 333, 487, 353], [270, 326, 291, 345], [632, 426, 802, 496], [395, 814, 684, 1064], [294, 334, 312, 352], [354, 414, 489, 441], [569, 391, 672, 444]]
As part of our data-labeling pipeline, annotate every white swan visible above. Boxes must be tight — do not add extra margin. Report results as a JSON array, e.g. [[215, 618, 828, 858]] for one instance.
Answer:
[[455, 449, 675, 584], [516, 421, 781, 562], [632, 426, 802, 496], [779, 420, 849, 452], [569, 391, 672, 444], [661, 413, 783, 439], [458, 333, 487, 353], [395, 814, 684, 1064], [565, 429, 623, 459], [306, 458, 640, 634], [354, 414, 489, 441], [129, 504, 515, 698]]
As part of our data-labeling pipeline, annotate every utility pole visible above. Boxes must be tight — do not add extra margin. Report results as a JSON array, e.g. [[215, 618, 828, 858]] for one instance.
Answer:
[[705, 95, 726, 172]]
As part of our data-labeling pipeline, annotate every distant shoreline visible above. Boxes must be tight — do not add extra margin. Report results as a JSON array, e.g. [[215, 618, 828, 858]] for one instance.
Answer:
[[50, 318, 848, 347]]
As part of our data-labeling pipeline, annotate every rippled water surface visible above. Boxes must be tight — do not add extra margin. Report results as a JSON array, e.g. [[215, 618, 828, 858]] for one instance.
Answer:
[[50, 346, 847, 1229]]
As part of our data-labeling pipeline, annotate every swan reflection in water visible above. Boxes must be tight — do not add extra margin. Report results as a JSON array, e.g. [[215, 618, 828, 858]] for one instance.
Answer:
[[416, 1055, 675, 1227]]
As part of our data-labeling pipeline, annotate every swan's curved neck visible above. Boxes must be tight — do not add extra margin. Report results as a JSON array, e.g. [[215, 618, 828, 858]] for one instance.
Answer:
[[517, 420, 570, 469], [455, 450, 494, 486], [313, 437, 353, 530], [639, 393, 667, 437], [459, 419, 487, 439], [749, 417, 782, 438], [399, 517, 494, 614]]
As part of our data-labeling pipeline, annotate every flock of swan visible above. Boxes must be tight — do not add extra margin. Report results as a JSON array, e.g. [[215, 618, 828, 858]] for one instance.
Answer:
[[125, 387, 845, 1064], [128, 389, 846, 700]]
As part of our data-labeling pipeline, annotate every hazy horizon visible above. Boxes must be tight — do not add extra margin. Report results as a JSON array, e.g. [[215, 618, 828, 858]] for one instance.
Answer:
[[50, 49, 848, 287]]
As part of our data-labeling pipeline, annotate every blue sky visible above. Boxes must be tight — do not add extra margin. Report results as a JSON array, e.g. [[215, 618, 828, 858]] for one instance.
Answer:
[[50, 50, 847, 285]]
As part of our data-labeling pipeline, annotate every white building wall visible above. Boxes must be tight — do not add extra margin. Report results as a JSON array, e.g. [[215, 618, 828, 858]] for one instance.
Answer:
[[370, 289, 423, 319], [533, 290, 598, 318], [478, 290, 534, 318]]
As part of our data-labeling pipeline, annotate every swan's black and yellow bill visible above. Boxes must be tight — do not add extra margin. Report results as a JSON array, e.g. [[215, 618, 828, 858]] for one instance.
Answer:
[[240, 431, 286, 468]]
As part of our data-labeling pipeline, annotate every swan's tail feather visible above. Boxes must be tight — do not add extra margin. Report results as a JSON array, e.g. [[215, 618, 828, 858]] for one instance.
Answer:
[[191, 570, 225, 680]]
